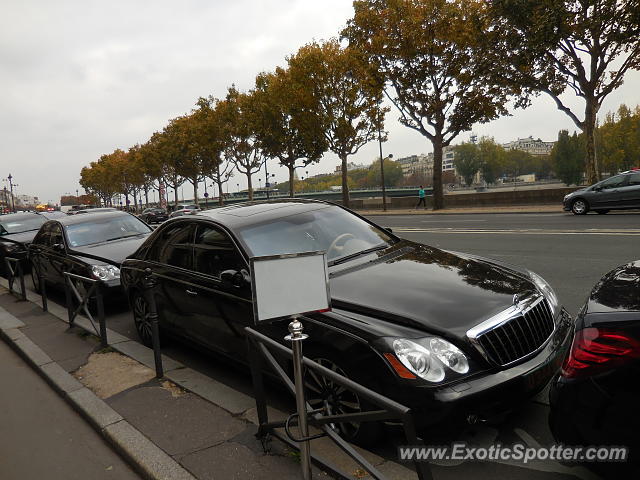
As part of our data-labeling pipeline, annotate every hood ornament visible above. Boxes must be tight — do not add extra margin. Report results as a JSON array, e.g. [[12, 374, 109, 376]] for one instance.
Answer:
[[513, 293, 520, 305]]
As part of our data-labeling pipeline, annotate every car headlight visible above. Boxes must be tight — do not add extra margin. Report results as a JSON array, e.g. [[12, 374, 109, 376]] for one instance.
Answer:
[[91, 265, 120, 281], [392, 338, 469, 383], [529, 271, 560, 318]]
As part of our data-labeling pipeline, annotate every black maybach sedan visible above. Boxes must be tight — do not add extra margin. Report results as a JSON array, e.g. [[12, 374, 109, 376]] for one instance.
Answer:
[[120, 200, 573, 443], [28, 211, 152, 294]]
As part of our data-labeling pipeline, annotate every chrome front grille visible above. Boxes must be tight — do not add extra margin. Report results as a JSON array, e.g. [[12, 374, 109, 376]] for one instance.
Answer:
[[470, 296, 555, 366]]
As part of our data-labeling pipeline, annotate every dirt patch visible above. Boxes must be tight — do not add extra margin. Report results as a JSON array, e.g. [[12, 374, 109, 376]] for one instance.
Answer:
[[74, 352, 155, 399], [161, 380, 186, 398]]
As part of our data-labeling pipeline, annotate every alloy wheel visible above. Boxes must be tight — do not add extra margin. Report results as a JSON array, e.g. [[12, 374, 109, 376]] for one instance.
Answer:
[[304, 357, 362, 439], [572, 199, 587, 215], [133, 294, 153, 346]]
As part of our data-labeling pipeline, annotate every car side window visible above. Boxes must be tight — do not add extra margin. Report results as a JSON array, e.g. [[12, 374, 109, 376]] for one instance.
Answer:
[[33, 224, 51, 246], [50, 224, 64, 247], [193, 224, 245, 278], [627, 173, 640, 186], [599, 175, 627, 190], [149, 223, 194, 269]]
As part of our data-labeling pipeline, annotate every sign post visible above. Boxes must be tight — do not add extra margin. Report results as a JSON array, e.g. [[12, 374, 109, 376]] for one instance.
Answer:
[[250, 251, 330, 480]]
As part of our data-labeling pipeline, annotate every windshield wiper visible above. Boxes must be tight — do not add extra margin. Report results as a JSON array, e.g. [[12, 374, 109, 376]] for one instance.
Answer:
[[103, 232, 146, 242], [329, 244, 388, 267]]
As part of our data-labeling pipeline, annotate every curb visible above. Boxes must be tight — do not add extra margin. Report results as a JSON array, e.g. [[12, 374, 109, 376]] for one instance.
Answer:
[[359, 207, 562, 216], [0, 301, 196, 480]]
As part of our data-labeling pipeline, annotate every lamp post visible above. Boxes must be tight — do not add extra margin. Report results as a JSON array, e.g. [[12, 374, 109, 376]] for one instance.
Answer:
[[237, 183, 240, 194], [377, 123, 392, 212], [7, 174, 15, 213]]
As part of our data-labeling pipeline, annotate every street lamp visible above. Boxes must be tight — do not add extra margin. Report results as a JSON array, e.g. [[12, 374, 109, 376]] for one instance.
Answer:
[[237, 183, 240, 194], [377, 121, 392, 211], [7, 174, 16, 213]]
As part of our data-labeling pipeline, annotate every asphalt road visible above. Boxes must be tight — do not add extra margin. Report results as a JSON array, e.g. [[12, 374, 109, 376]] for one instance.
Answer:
[[372, 211, 640, 316], [13, 210, 640, 479]]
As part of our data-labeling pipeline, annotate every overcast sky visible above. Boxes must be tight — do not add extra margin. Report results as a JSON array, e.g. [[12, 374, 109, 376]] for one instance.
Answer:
[[2, 0, 639, 204]]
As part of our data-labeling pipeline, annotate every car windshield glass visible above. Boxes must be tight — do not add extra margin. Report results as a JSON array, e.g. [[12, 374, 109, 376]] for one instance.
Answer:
[[236, 205, 394, 263], [0, 216, 45, 235], [65, 215, 151, 247]]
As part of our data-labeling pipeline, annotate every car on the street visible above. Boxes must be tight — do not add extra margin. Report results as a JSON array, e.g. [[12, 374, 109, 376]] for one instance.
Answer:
[[0, 212, 47, 276], [563, 169, 640, 215], [28, 211, 152, 295], [69, 207, 118, 215], [121, 199, 573, 445], [139, 207, 169, 224], [169, 208, 198, 218], [549, 260, 640, 474]]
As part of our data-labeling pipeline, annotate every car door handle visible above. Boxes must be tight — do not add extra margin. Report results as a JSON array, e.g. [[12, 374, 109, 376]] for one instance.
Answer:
[[185, 289, 198, 296]]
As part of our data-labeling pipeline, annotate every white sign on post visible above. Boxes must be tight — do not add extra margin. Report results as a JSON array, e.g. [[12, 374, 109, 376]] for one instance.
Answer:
[[250, 251, 331, 324]]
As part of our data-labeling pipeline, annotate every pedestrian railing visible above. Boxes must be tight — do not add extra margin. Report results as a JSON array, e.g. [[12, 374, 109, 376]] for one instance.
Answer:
[[245, 326, 433, 480], [63, 271, 108, 348], [5, 254, 26, 301]]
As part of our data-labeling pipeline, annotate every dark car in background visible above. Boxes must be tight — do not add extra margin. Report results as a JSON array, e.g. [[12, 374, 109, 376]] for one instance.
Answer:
[[121, 200, 573, 444], [563, 169, 640, 215], [550, 260, 640, 475], [139, 207, 168, 224], [0, 212, 46, 276], [29, 211, 152, 294]]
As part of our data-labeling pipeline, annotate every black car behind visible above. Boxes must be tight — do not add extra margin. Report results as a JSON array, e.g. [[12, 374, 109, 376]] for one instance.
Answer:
[[139, 207, 169, 224], [550, 260, 640, 476], [121, 200, 573, 444], [0, 212, 47, 276], [29, 211, 152, 294]]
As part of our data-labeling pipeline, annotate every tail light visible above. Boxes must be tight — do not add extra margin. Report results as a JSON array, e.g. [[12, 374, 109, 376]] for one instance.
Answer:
[[562, 327, 640, 378]]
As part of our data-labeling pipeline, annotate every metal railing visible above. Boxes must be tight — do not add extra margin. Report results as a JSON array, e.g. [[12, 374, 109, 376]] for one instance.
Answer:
[[63, 271, 108, 348], [245, 326, 433, 480], [4, 254, 26, 301]]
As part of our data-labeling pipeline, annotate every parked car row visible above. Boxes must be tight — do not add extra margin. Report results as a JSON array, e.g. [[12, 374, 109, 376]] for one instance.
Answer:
[[1, 198, 637, 474], [564, 168, 640, 214]]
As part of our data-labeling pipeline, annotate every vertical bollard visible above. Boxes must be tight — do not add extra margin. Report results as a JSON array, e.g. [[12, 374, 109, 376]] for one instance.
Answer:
[[64, 274, 74, 326], [18, 262, 26, 301], [39, 269, 48, 312], [285, 317, 311, 480], [96, 283, 108, 348], [144, 268, 163, 378]]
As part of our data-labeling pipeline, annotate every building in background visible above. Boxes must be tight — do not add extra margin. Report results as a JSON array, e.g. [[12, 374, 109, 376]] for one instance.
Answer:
[[502, 136, 555, 156], [335, 162, 367, 173]]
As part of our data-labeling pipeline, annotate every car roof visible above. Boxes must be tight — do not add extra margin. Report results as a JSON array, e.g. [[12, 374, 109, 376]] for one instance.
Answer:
[[54, 210, 137, 226], [0, 212, 42, 223], [195, 199, 333, 229]]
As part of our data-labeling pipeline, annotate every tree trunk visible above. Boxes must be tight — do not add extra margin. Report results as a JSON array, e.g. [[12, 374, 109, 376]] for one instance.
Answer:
[[247, 174, 253, 201], [340, 154, 349, 208], [289, 165, 295, 197], [432, 135, 444, 210], [174, 185, 179, 206], [217, 179, 224, 205], [144, 186, 149, 207], [584, 99, 599, 184], [192, 177, 199, 207]]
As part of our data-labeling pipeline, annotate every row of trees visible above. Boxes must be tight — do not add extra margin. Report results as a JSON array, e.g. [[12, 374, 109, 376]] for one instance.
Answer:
[[81, 0, 640, 210]]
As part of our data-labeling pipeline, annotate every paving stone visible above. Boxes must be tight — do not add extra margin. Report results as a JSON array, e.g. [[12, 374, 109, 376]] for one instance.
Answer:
[[114, 340, 183, 372], [0, 307, 25, 329], [68, 387, 123, 429], [22, 322, 97, 365], [107, 384, 247, 457], [104, 419, 196, 480], [13, 335, 52, 366], [2, 327, 25, 341], [166, 367, 255, 415], [41, 361, 85, 394]]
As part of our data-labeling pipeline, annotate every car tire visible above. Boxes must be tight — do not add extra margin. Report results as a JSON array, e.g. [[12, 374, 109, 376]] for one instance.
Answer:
[[131, 291, 162, 348], [303, 347, 383, 447], [571, 199, 589, 215], [595, 209, 609, 214]]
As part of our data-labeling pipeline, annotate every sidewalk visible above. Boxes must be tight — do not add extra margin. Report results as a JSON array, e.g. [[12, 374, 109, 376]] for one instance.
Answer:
[[358, 205, 562, 216], [0, 338, 141, 480], [0, 288, 326, 480]]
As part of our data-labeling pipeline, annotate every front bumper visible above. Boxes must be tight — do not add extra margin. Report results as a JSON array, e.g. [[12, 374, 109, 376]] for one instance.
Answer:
[[392, 309, 573, 430]]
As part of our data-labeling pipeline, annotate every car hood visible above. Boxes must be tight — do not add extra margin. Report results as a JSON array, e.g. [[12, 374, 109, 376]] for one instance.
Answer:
[[0, 230, 38, 247], [566, 188, 588, 197], [329, 241, 538, 339], [69, 234, 150, 266], [586, 260, 640, 313]]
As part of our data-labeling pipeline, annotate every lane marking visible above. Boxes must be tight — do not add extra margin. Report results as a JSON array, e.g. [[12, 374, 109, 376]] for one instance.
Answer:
[[394, 227, 640, 236]]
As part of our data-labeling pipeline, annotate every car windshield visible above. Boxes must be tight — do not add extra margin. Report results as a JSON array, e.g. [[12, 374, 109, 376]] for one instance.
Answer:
[[65, 215, 152, 247], [0, 215, 45, 235], [236, 205, 394, 263]]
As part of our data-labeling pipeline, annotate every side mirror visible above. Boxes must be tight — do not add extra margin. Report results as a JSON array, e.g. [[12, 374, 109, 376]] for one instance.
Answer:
[[384, 227, 393, 234], [53, 243, 65, 252], [220, 269, 247, 288], [593, 186, 602, 192]]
